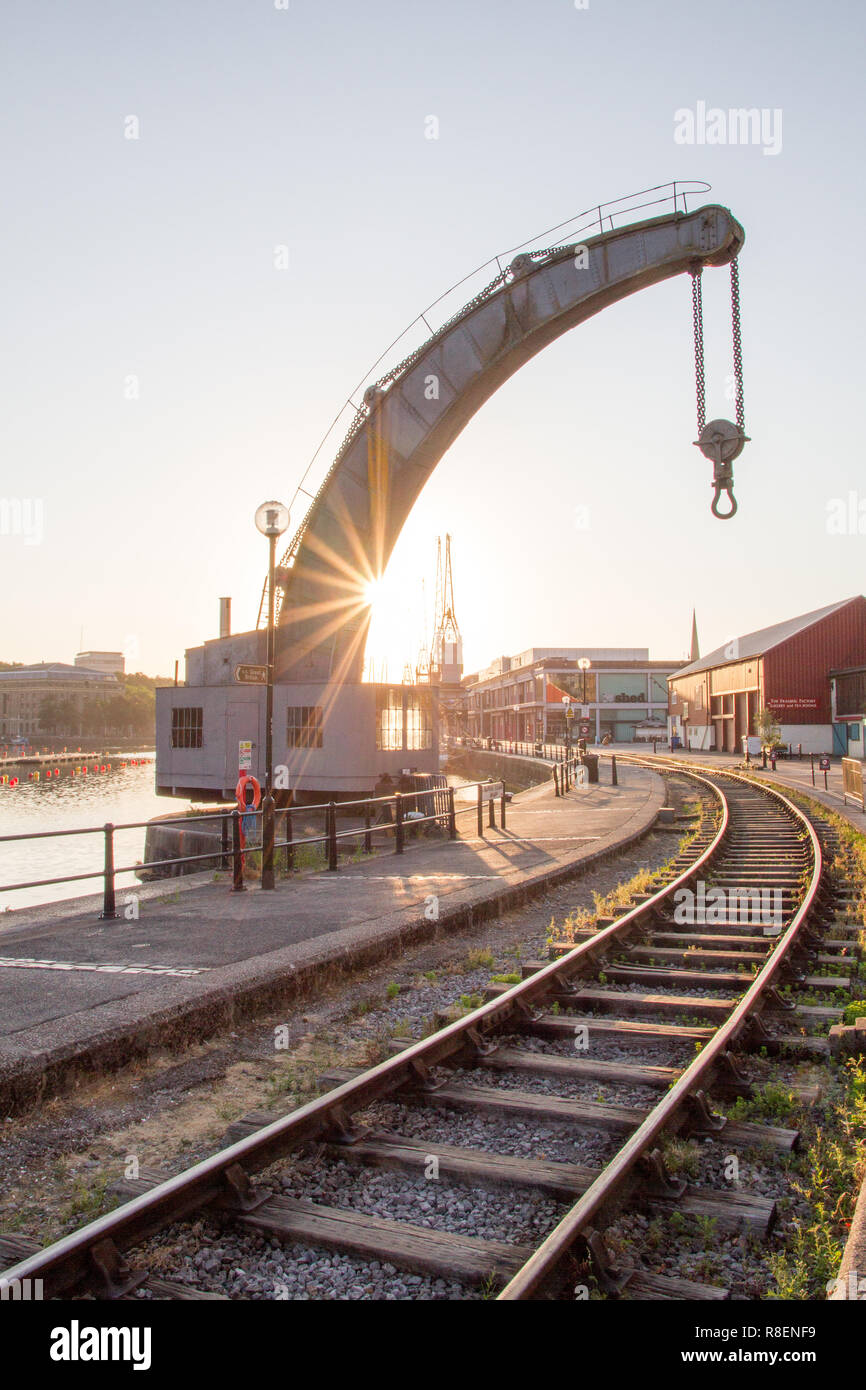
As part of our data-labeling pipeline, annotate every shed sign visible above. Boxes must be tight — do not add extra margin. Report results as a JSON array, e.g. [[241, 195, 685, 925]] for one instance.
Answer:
[[238, 740, 253, 772]]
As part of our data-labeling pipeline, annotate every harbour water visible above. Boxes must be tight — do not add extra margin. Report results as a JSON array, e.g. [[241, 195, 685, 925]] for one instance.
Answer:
[[0, 757, 200, 913]]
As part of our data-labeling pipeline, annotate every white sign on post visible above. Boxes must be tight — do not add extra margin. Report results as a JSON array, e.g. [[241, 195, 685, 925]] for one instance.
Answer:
[[238, 740, 253, 772]]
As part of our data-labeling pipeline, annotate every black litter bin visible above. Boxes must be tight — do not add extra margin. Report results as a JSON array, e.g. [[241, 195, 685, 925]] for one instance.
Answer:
[[580, 753, 599, 784]]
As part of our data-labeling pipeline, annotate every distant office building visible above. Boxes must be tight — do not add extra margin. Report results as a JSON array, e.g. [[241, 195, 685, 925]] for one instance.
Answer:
[[668, 596, 866, 755], [463, 647, 682, 744], [75, 650, 125, 675], [0, 663, 119, 741]]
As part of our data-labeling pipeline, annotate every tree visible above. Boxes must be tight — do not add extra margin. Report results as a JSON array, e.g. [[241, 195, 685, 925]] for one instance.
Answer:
[[755, 706, 782, 748]]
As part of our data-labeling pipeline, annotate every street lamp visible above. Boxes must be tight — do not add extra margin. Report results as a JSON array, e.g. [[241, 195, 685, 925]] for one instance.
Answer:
[[562, 695, 573, 754], [535, 669, 547, 746], [577, 656, 591, 708], [255, 499, 290, 889]]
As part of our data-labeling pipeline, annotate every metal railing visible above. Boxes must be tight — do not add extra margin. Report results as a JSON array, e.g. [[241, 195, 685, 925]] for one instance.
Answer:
[[0, 778, 520, 919], [0, 734, 623, 917]]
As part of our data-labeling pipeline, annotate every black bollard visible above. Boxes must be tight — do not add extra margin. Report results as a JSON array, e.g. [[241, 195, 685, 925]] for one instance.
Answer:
[[611, 755, 618, 787], [231, 808, 245, 892]]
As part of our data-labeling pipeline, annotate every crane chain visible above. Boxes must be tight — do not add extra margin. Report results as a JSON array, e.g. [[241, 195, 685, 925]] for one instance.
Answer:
[[730, 257, 745, 431], [690, 267, 706, 435]]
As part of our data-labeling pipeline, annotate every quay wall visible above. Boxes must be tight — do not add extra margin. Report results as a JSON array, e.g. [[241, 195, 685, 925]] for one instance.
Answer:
[[445, 749, 551, 791]]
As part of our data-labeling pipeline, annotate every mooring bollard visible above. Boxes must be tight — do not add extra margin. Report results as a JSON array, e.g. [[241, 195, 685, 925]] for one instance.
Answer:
[[231, 808, 245, 892], [284, 807, 294, 873], [364, 800, 372, 854], [395, 792, 404, 854], [500, 783, 507, 829], [477, 783, 484, 836], [100, 822, 118, 920], [261, 792, 276, 890], [611, 754, 618, 787], [448, 786, 457, 839]]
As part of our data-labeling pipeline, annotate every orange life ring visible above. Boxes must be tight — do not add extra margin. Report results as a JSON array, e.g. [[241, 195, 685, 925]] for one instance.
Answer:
[[236, 773, 261, 811]]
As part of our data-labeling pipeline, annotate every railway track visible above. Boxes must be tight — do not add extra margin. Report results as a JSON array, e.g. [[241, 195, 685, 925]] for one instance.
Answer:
[[2, 762, 853, 1302]]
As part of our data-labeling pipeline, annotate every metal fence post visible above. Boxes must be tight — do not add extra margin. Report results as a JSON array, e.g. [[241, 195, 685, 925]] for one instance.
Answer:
[[327, 801, 338, 870], [284, 808, 294, 873], [395, 792, 404, 854], [477, 783, 484, 836], [500, 783, 506, 829], [553, 765, 559, 797], [364, 800, 372, 855], [448, 786, 457, 839], [220, 814, 229, 870], [100, 822, 118, 919], [261, 793, 276, 890], [488, 784, 496, 828], [231, 808, 245, 892]]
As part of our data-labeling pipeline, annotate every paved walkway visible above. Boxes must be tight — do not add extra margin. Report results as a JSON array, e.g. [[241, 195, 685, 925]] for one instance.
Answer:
[[0, 765, 664, 1109], [605, 745, 865, 833]]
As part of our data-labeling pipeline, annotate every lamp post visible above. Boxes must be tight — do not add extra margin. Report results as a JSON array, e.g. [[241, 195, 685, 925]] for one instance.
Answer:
[[578, 656, 591, 710], [535, 669, 547, 746], [562, 695, 573, 755], [255, 499, 290, 889]]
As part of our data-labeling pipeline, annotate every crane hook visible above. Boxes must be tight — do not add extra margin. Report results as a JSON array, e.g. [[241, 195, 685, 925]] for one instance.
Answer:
[[695, 419, 748, 522]]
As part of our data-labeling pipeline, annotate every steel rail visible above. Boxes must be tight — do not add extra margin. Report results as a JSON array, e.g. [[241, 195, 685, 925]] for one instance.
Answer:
[[0, 765, 724, 1299], [498, 767, 823, 1299]]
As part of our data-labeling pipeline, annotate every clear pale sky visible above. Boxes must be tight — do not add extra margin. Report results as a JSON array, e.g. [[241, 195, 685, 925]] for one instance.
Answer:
[[2, 0, 864, 679]]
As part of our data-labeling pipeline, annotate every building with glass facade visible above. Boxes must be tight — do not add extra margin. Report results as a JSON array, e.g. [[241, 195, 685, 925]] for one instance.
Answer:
[[463, 647, 682, 745]]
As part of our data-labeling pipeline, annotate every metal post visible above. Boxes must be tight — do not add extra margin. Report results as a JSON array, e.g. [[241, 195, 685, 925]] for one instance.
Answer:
[[231, 808, 245, 892], [100, 822, 118, 919], [395, 792, 404, 854], [823, 767, 828, 791], [553, 765, 559, 797], [284, 808, 294, 872], [448, 786, 457, 839], [261, 792, 276, 889], [488, 784, 496, 828], [477, 783, 484, 836], [500, 783, 506, 829], [798, 743, 802, 760], [327, 801, 338, 870], [364, 800, 372, 854], [611, 754, 618, 787], [265, 531, 276, 798], [220, 814, 229, 869], [810, 754, 815, 785]]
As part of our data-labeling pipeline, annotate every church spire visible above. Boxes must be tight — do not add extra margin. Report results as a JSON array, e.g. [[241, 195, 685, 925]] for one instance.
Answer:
[[689, 609, 700, 663]]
